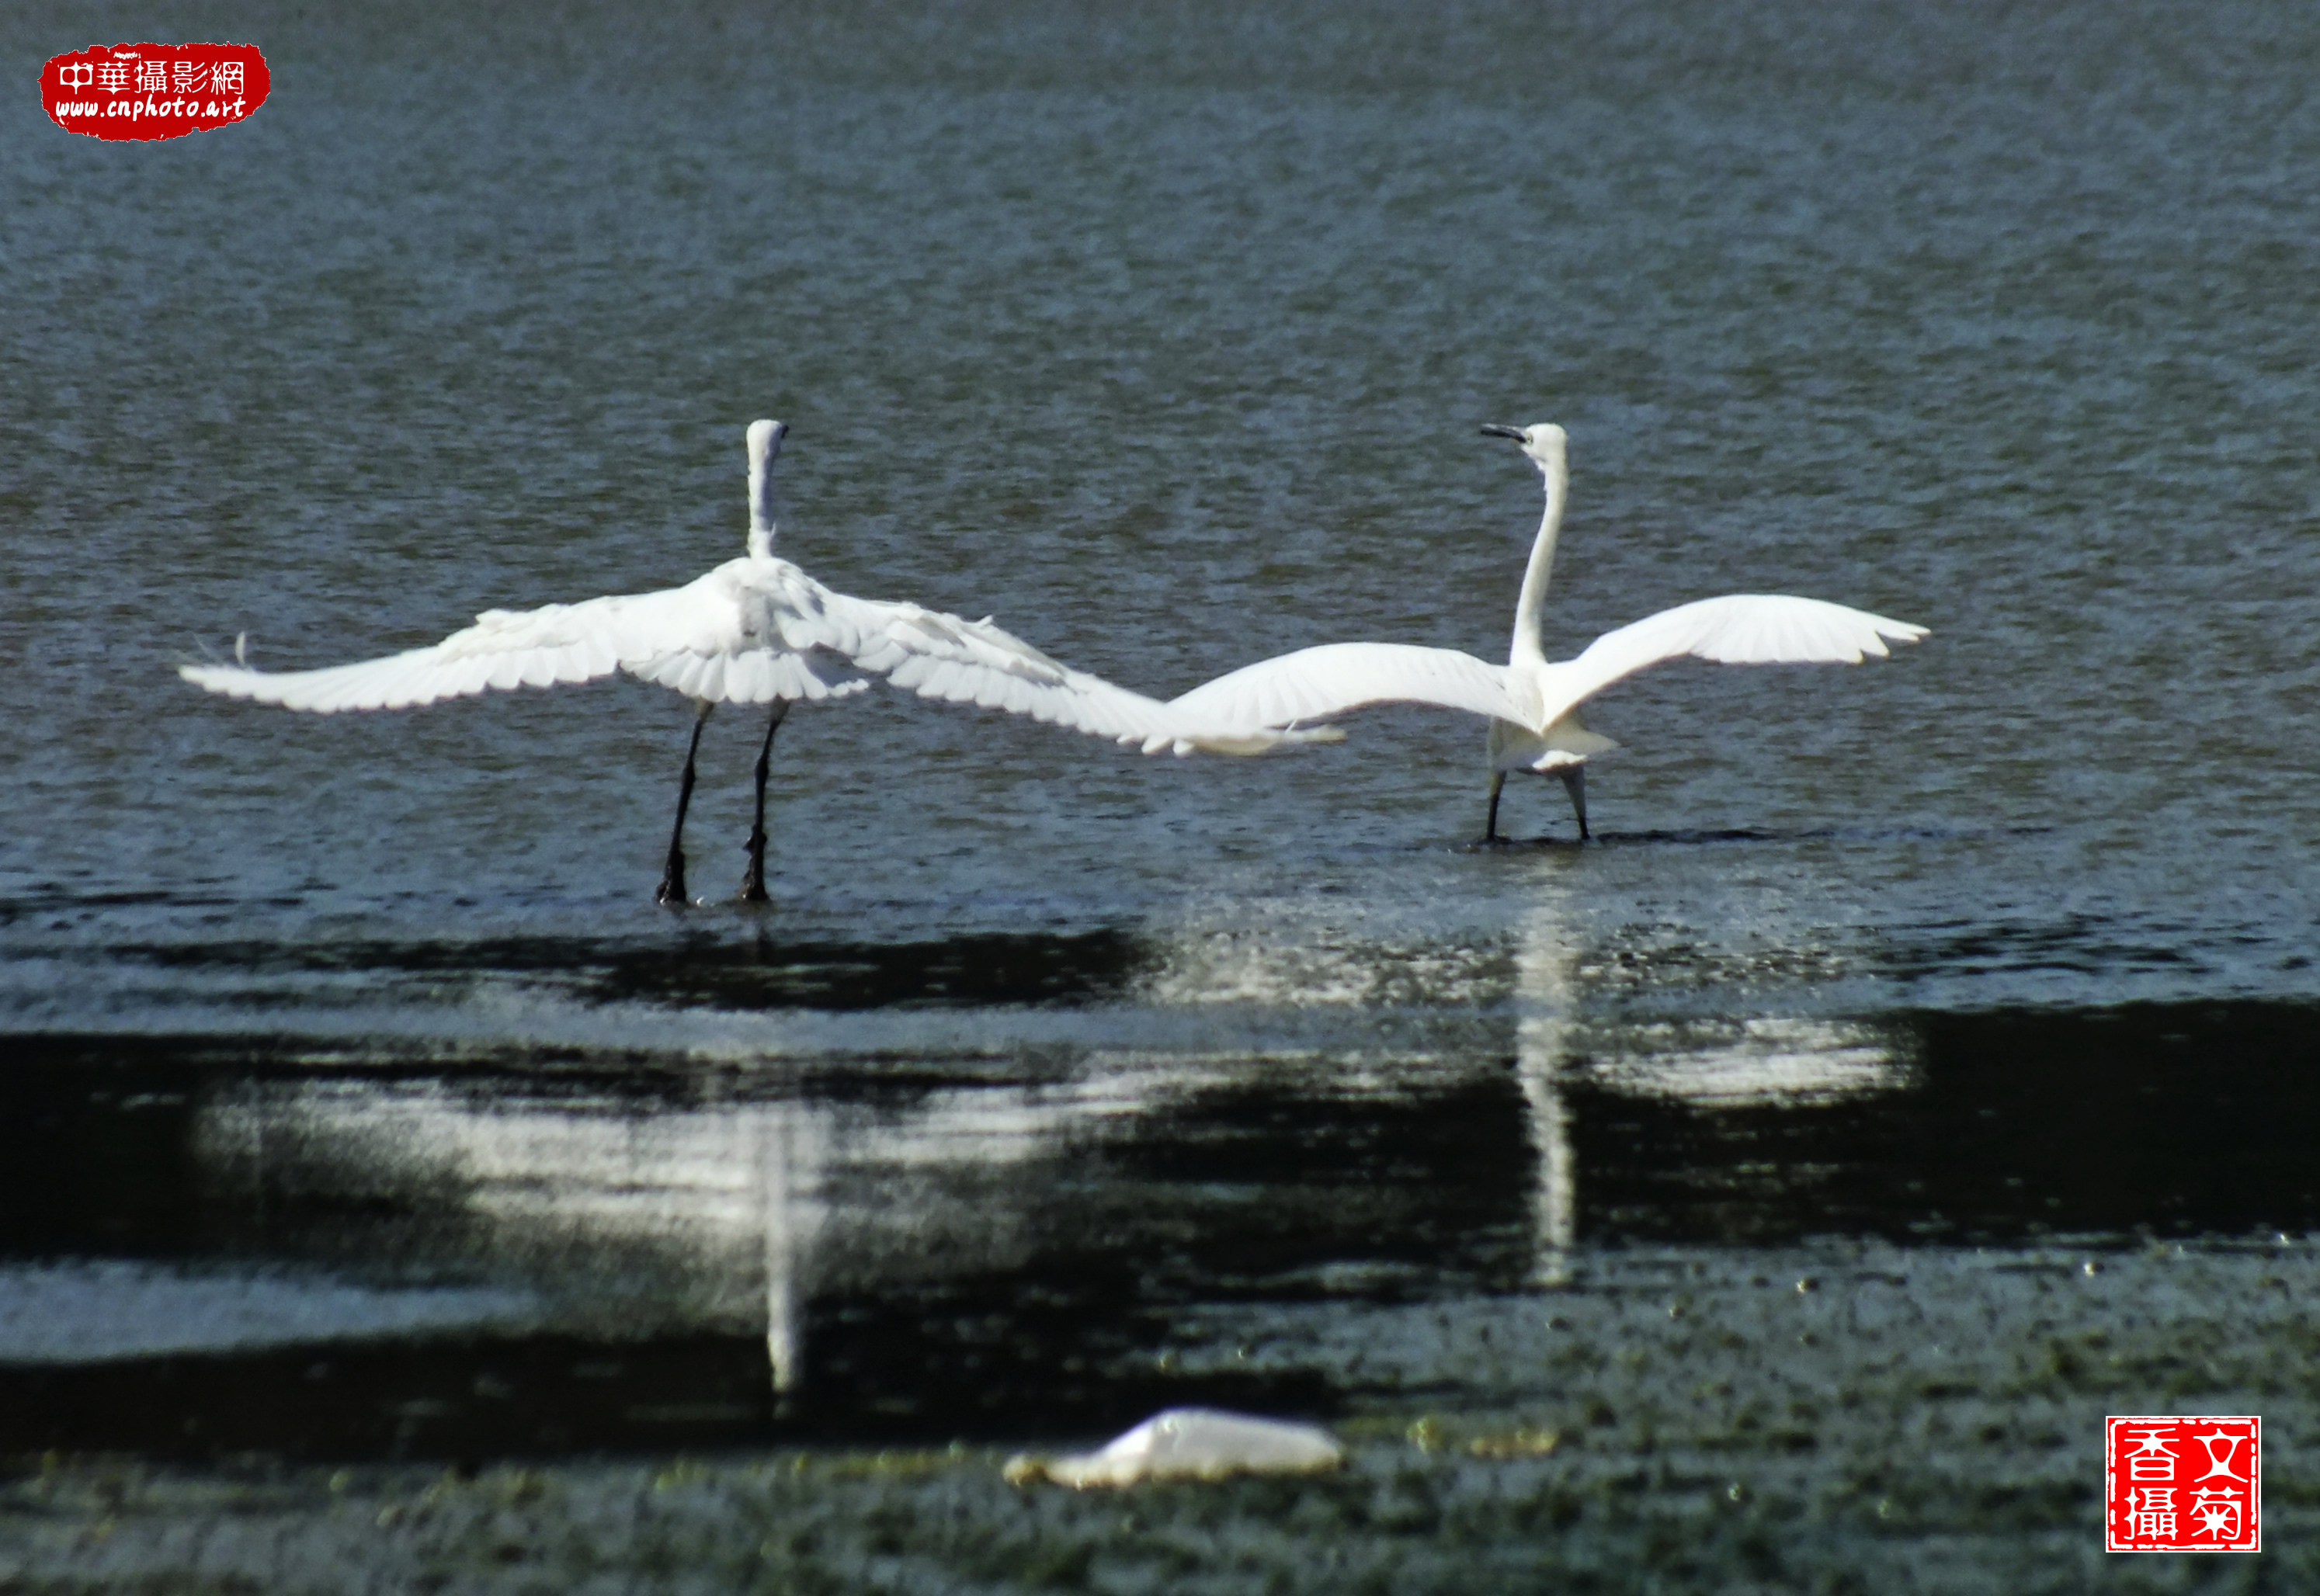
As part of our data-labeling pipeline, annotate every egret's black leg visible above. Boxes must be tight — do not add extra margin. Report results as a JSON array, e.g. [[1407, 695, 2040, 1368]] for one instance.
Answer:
[[1484, 772, 1507, 843], [739, 701, 790, 904], [656, 706, 713, 907], [1558, 765, 1590, 841]]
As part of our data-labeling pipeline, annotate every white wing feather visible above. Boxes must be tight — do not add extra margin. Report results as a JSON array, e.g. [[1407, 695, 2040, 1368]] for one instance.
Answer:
[[1166, 642, 1524, 728], [819, 592, 1332, 755], [1166, 600, 1922, 736], [181, 556, 1325, 755], [1536, 595, 1926, 726], [178, 562, 866, 714]]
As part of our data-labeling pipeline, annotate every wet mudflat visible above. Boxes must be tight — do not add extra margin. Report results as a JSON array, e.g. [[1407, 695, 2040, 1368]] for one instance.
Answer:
[[5, 1000, 2319, 1464], [7, 0, 2320, 1586], [3, 1000, 2318, 1591], [6, 1243, 2315, 1593]]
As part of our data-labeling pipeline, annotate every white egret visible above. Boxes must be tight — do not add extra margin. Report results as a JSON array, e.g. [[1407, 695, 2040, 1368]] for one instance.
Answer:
[[1169, 423, 1926, 841], [181, 419, 1327, 904]]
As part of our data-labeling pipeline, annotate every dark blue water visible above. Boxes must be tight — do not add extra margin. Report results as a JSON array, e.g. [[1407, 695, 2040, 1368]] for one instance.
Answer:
[[3, 0, 2317, 1459]]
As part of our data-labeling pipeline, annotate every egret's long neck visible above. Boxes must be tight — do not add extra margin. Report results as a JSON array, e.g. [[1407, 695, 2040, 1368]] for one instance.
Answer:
[[745, 419, 783, 560], [747, 456, 776, 560], [1508, 445, 1567, 668]]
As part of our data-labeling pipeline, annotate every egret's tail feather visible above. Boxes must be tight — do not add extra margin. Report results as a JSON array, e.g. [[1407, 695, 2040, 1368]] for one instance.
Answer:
[[1488, 710, 1620, 775]]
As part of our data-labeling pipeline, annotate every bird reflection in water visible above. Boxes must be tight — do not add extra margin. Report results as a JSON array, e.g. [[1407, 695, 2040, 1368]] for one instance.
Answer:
[[1516, 904, 1579, 1286]]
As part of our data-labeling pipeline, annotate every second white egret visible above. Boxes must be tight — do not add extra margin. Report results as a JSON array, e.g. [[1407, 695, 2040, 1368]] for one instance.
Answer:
[[1168, 423, 1927, 841]]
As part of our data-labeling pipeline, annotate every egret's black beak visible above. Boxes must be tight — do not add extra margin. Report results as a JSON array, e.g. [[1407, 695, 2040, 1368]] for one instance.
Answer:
[[1480, 424, 1524, 440]]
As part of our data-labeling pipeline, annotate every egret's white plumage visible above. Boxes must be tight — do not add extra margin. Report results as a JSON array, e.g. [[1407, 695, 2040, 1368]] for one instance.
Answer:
[[180, 419, 1326, 900], [1168, 423, 1926, 839], [181, 420, 1308, 758]]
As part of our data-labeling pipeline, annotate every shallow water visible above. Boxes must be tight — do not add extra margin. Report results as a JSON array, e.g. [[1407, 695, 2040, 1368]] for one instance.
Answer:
[[3, 0, 2317, 1461]]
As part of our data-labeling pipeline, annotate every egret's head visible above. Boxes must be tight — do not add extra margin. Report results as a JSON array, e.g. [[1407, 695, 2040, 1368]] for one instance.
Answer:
[[1481, 422, 1566, 474], [747, 418, 788, 473]]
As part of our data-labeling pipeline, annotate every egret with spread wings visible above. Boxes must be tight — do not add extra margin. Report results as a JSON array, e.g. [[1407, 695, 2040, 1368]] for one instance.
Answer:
[[1168, 423, 1926, 841], [180, 419, 1327, 903]]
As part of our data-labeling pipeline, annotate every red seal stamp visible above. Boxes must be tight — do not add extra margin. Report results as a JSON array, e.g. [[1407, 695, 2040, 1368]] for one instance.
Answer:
[[43, 43, 269, 142], [2106, 1415, 2260, 1553]]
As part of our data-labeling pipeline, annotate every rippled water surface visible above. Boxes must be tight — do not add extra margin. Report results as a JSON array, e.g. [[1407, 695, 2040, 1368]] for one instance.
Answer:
[[3, 0, 2317, 1459]]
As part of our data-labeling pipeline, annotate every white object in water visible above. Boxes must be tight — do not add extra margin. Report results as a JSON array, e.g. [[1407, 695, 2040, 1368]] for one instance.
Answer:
[[1005, 1407, 1345, 1487], [1168, 422, 1926, 841], [179, 420, 1330, 903]]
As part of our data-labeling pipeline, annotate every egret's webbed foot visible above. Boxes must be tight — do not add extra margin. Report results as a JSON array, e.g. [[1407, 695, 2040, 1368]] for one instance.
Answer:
[[738, 703, 789, 904]]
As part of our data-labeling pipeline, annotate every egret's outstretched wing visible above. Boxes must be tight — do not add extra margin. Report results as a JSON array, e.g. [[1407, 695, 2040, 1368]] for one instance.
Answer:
[[1167, 642, 1525, 730], [819, 592, 1333, 756], [1537, 595, 1927, 725], [179, 568, 863, 713]]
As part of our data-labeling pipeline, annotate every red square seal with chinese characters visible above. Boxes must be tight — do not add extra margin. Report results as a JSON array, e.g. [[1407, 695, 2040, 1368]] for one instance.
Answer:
[[2106, 1415, 2260, 1553]]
